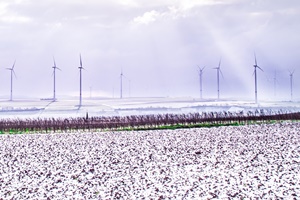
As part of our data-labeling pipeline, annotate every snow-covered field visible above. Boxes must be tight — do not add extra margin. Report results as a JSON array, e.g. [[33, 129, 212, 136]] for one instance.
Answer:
[[1, 97, 300, 119], [0, 123, 299, 199]]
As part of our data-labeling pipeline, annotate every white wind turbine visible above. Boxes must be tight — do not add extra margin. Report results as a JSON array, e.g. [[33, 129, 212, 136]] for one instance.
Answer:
[[119, 69, 131, 99], [198, 66, 205, 99], [120, 69, 123, 99], [6, 60, 17, 101], [78, 54, 84, 107], [289, 70, 295, 101], [52, 57, 61, 101], [213, 59, 223, 100], [253, 53, 263, 104]]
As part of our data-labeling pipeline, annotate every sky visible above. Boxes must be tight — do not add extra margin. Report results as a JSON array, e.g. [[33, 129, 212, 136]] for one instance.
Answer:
[[0, 0, 299, 101]]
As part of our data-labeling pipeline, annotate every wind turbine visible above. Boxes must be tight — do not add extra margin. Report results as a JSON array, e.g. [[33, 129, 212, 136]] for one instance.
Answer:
[[198, 66, 205, 99], [120, 69, 123, 99], [78, 54, 84, 107], [52, 57, 61, 101], [213, 59, 223, 100], [6, 60, 16, 101], [289, 70, 295, 101], [253, 53, 263, 104]]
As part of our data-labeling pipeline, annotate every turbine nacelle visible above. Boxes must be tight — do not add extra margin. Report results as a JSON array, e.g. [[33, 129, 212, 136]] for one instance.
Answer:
[[52, 57, 61, 71], [6, 60, 16, 72], [254, 64, 263, 72], [198, 65, 205, 72], [6, 60, 17, 77], [253, 53, 263, 72], [213, 58, 222, 71], [289, 70, 295, 76]]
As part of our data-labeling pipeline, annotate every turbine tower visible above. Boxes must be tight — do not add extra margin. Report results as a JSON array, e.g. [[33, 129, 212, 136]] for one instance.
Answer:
[[289, 70, 295, 101], [120, 69, 123, 99], [253, 53, 263, 104], [213, 59, 223, 100], [198, 66, 205, 99], [78, 54, 84, 107], [52, 57, 61, 101], [6, 60, 16, 101]]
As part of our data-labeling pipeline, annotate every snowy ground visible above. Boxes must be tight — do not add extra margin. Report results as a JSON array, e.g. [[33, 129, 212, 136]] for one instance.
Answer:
[[1, 97, 300, 119], [0, 123, 299, 199]]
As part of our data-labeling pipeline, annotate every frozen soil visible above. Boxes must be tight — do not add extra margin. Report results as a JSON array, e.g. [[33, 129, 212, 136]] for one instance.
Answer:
[[0, 123, 299, 199]]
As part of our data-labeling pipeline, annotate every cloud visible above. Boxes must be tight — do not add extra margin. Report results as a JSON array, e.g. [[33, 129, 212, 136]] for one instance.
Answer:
[[0, 1, 31, 23], [131, 0, 241, 27], [133, 10, 161, 25]]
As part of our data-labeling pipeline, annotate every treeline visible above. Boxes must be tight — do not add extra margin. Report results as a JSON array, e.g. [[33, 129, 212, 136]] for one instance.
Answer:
[[1, 111, 300, 133]]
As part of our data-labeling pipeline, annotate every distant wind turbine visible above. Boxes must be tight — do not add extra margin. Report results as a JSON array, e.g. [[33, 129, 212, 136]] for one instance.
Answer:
[[253, 53, 263, 104], [120, 69, 123, 99], [289, 70, 295, 101], [198, 66, 205, 99], [6, 60, 16, 101], [78, 54, 84, 107], [52, 57, 61, 101], [213, 59, 223, 100]]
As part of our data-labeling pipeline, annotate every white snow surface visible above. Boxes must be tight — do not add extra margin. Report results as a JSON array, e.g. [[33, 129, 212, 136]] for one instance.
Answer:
[[1, 97, 300, 119], [0, 123, 299, 199]]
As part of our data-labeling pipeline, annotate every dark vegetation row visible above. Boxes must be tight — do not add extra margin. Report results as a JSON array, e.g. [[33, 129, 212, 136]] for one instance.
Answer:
[[1, 111, 300, 133]]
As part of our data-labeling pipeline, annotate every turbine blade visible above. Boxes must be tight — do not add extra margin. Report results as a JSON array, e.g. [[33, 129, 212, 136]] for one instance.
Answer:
[[220, 69, 224, 79], [198, 66, 205, 72], [12, 60, 16, 69], [218, 58, 221, 68], [257, 66, 263, 72], [53, 56, 56, 68], [80, 54, 82, 68], [13, 70, 17, 79], [254, 52, 257, 66], [291, 69, 295, 75], [288, 69, 295, 76]]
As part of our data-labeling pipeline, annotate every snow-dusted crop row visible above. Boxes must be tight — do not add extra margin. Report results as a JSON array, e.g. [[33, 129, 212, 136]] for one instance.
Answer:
[[0, 123, 299, 199]]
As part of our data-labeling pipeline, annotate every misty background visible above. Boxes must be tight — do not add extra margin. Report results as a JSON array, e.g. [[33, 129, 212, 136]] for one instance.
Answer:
[[0, 0, 299, 101]]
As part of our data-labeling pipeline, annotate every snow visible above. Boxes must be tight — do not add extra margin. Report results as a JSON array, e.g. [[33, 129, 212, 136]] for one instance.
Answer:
[[0, 122, 299, 199], [0, 97, 300, 119]]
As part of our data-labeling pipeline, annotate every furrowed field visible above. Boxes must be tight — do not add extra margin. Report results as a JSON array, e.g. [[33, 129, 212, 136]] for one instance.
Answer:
[[0, 123, 299, 199]]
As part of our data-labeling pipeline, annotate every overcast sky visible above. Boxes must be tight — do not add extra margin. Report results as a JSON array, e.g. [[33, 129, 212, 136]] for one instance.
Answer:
[[0, 0, 299, 101]]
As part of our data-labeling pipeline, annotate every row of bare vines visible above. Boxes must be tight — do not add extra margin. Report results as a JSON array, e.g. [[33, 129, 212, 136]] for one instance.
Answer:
[[0, 111, 300, 133]]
